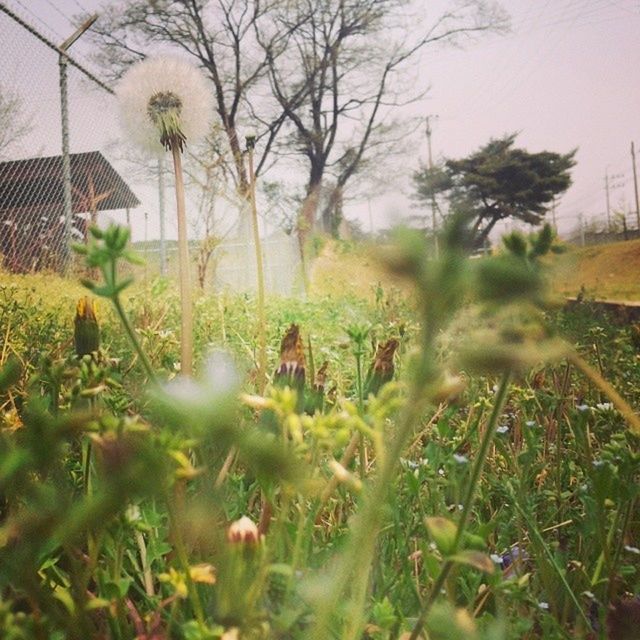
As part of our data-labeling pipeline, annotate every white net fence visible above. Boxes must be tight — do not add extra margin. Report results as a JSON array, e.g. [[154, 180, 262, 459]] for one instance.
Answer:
[[0, 2, 132, 273], [0, 1, 301, 293]]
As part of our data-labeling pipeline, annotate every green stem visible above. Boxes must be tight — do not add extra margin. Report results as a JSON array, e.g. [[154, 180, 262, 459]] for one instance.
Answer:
[[354, 347, 367, 480], [456, 371, 511, 547], [409, 371, 511, 640], [607, 498, 635, 601], [83, 440, 92, 496], [112, 296, 157, 384]]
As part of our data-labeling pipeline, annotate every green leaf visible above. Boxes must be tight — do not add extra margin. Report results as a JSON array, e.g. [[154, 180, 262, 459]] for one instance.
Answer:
[[0, 356, 21, 393], [72, 243, 88, 255], [85, 597, 111, 611], [89, 225, 104, 239], [449, 550, 495, 574], [425, 516, 458, 555], [79, 278, 97, 292]]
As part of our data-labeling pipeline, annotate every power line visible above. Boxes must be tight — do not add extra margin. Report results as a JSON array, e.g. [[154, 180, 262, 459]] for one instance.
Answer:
[[10, 0, 65, 40], [41, 0, 77, 29], [70, 0, 91, 13]]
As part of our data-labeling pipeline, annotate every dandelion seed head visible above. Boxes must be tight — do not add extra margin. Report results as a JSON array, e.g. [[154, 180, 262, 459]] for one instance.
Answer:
[[117, 56, 214, 155]]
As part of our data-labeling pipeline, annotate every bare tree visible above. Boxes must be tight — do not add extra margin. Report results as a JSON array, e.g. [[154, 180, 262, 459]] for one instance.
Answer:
[[87, 0, 507, 259], [257, 0, 508, 247], [86, 0, 302, 205], [0, 86, 33, 160]]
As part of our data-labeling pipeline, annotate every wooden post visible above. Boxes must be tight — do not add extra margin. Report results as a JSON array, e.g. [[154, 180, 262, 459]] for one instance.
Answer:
[[247, 145, 267, 394]]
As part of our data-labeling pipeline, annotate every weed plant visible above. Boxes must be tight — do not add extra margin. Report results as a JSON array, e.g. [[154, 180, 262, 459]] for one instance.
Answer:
[[0, 223, 637, 639]]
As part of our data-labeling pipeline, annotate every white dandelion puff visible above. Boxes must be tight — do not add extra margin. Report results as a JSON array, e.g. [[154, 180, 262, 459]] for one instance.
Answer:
[[116, 56, 214, 376], [116, 56, 214, 155]]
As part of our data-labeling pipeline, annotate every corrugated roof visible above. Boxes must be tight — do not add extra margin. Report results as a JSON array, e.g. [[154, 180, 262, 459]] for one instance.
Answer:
[[0, 151, 140, 214]]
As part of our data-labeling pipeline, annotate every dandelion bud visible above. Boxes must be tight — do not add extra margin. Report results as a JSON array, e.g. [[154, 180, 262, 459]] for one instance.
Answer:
[[274, 324, 306, 390], [227, 516, 260, 545], [74, 297, 100, 357], [364, 338, 399, 396]]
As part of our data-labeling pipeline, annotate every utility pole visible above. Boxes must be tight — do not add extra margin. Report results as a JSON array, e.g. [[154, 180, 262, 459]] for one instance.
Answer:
[[605, 170, 612, 232], [425, 115, 439, 258], [632, 141, 640, 230], [58, 14, 98, 272]]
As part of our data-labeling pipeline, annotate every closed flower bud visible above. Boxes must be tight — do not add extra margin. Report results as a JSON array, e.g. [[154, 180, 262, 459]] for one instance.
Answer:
[[227, 516, 260, 544], [74, 297, 100, 357]]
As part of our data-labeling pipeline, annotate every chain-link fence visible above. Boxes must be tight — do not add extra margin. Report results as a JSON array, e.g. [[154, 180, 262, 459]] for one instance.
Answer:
[[0, 2, 136, 273], [0, 2, 300, 293]]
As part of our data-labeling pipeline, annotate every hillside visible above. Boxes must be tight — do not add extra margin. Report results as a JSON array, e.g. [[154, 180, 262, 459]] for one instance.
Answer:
[[309, 237, 640, 304], [551, 238, 640, 302]]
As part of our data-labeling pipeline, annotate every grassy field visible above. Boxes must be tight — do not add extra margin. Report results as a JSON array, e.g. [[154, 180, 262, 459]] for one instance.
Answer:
[[0, 229, 639, 639]]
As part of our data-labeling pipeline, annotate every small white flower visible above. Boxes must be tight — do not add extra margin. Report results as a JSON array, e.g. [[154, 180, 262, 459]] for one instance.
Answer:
[[163, 349, 239, 410], [117, 56, 213, 155], [496, 425, 509, 434], [453, 453, 469, 464], [438, 468, 445, 476], [525, 420, 536, 427], [125, 504, 141, 523], [595, 402, 613, 411], [490, 554, 502, 564], [576, 403, 590, 412], [538, 601, 550, 610], [204, 350, 240, 396], [592, 459, 605, 468], [624, 545, 640, 555]]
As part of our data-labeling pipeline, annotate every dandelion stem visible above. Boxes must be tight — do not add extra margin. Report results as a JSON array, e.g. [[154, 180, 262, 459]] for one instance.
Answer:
[[171, 144, 194, 377]]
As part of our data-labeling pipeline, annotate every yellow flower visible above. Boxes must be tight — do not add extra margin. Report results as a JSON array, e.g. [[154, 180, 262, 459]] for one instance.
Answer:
[[74, 296, 100, 357]]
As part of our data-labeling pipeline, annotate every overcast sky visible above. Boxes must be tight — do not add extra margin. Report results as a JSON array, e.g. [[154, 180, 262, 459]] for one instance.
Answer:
[[1, 0, 639, 242]]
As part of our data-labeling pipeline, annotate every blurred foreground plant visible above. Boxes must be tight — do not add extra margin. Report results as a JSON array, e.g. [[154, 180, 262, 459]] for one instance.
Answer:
[[74, 224, 156, 383]]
